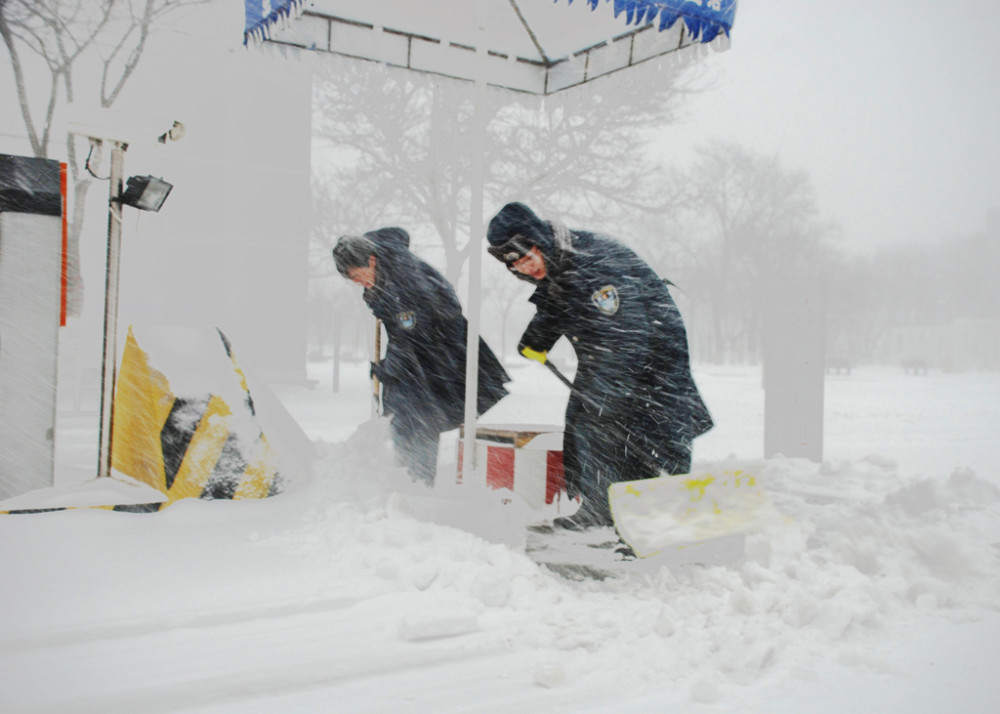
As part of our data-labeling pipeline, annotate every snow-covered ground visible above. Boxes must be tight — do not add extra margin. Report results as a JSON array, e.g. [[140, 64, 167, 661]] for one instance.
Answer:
[[2, 361, 999, 713]]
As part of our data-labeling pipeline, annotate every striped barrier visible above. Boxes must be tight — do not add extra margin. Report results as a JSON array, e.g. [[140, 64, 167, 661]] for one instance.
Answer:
[[2, 325, 284, 515], [110, 325, 283, 511], [457, 426, 568, 510]]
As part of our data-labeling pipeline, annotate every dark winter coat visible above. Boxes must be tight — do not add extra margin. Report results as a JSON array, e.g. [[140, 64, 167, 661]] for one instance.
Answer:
[[362, 228, 510, 436], [518, 226, 713, 501]]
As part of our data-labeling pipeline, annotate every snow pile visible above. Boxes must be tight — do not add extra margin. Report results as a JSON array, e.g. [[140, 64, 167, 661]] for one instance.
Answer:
[[3, 366, 999, 711], [0, 472, 166, 510], [255, 424, 1000, 703]]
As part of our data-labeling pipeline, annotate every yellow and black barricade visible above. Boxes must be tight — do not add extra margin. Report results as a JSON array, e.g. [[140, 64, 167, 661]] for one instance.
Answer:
[[2, 326, 284, 515]]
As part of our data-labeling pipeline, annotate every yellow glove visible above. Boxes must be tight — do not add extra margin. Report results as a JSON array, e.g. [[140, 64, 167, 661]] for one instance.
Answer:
[[520, 345, 548, 364]]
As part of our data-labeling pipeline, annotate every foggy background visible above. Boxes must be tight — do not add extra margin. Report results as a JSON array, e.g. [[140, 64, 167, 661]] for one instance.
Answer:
[[2, 0, 998, 401], [4, 6, 1000, 707]]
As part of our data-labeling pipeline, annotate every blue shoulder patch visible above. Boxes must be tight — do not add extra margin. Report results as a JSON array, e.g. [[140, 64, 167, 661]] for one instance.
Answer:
[[591, 285, 620, 315], [397, 311, 417, 330]]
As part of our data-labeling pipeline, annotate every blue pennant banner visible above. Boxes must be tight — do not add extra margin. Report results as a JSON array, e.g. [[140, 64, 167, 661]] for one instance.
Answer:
[[244, 0, 305, 45], [244, 0, 737, 48], [568, 0, 738, 42]]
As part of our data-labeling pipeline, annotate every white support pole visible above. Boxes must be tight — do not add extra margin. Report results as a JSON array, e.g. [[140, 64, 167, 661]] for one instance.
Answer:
[[96, 141, 126, 479], [461, 0, 489, 480]]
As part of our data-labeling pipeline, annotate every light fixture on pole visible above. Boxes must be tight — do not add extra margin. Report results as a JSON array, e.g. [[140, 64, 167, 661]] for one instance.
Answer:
[[66, 106, 185, 480], [118, 175, 173, 212], [93, 169, 175, 480]]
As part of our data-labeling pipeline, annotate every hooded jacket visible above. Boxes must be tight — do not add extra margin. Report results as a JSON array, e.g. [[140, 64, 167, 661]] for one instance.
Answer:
[[362, 227, 510, 433], [489, 203, 712, 494]]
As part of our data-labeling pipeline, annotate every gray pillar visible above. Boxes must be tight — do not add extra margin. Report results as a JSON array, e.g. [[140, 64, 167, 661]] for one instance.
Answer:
[[763, 275, 826, 462]]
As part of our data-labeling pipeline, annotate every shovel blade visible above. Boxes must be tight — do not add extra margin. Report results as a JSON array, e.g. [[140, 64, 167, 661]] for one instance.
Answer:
[[609, 469, 777, 558]]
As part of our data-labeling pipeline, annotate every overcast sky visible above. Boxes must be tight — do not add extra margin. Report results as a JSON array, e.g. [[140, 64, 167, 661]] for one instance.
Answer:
[[654, 0, 1000, 254], [4, 0, 998, 257]]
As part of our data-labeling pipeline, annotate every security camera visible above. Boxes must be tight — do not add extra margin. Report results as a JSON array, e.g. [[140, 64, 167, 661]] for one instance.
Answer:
[[157, 121, 186, 144], [66, 104, 186, 145]]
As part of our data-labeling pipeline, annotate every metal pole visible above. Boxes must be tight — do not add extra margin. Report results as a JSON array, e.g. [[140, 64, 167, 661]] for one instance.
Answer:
[[96, 141, 126, 479], [372, 318, 382, 418], [460, 0, 488, 480]]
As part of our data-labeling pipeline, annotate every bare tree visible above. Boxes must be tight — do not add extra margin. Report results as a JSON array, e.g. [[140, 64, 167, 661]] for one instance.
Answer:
[[309, 54, 705, 357], [1, 0, 209, 316], [312, 59, 474, 283], [668, 141, 840, 362], [311, 54, 703, 285]]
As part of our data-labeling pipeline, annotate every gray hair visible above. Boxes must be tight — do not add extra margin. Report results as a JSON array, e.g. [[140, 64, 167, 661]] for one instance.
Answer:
[[332, 234, 375, 277]]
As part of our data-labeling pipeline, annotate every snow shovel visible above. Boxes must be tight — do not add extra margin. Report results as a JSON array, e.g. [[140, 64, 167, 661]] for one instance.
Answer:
[[537, 358, 778, 558], [608, 469, 779, 558], [371, 318, 383, 418], [348, 317, 393, 451], [540, 356, 575, 392]]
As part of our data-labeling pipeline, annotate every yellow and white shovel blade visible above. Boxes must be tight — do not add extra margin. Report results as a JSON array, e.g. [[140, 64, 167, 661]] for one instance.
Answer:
[[609, 469, 778, 558]]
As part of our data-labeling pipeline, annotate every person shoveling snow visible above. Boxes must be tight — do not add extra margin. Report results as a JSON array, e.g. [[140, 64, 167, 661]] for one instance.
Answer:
[[486, 202, 714, 532]]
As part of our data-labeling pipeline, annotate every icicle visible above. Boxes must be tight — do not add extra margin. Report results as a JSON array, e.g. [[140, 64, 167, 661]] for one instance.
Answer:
[[244, 0, 307, 47]]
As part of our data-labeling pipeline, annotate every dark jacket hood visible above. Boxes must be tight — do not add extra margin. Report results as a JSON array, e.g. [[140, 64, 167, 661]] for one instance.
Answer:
[[364, 226, 410, 252], [487, 202, 555, 255]]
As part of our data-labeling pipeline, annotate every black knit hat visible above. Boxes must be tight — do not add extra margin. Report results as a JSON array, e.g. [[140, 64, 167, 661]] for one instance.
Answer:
[[332, 234, 376, 277], [486, 202, 553, 265]]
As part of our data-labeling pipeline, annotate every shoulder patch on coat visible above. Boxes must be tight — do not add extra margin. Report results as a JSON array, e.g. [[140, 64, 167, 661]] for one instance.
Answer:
[[396, 311, 417, 330], [591, 285, 620, 315]]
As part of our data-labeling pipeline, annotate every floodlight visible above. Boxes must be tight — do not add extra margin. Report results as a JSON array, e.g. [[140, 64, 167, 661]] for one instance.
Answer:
[[119, 175, 173, 212]]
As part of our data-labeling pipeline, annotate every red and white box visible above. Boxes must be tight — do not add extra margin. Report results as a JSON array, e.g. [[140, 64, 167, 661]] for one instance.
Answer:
[[457, 425, 568, 510]]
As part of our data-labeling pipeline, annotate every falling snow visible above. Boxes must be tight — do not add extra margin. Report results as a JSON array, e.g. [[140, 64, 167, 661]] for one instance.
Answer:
[[2, 361, 998, 712]]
